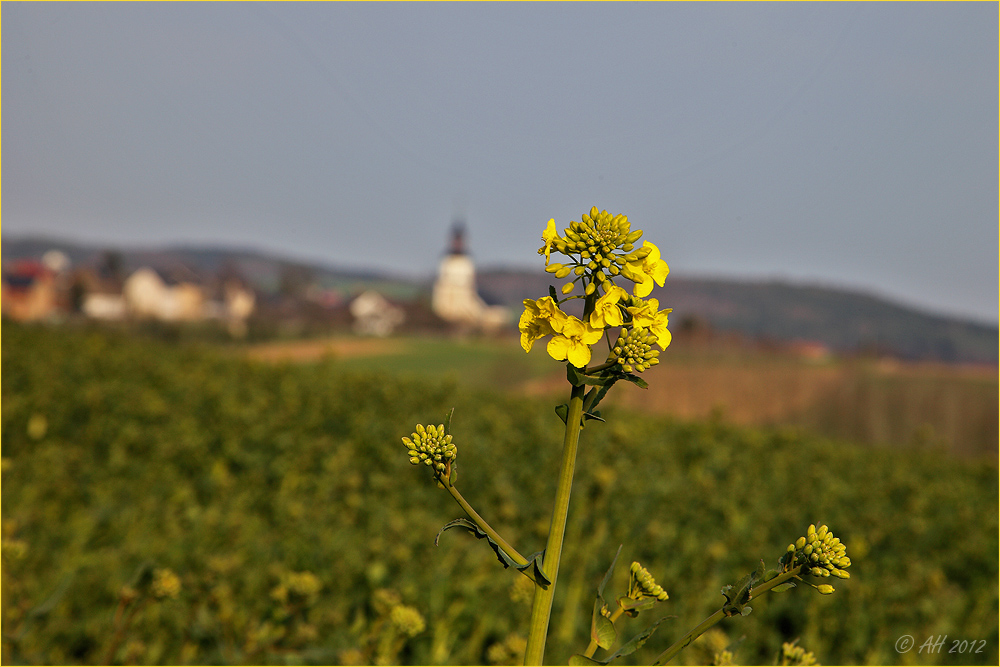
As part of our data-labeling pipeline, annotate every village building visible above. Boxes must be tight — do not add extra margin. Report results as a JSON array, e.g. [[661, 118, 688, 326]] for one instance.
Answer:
[[349, 290, 405, 337], [2, 260, 59, 322], [123, 267, 205, 322], [431, 222, 508, 331]]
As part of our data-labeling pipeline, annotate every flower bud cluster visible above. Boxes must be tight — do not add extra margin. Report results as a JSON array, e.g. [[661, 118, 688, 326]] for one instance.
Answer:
[[628, 561, 669, 601], [781, 523, 851, 580], [612, 327, 661, 373], [541, 207, 651, 296], [402, 424, 456, 473]]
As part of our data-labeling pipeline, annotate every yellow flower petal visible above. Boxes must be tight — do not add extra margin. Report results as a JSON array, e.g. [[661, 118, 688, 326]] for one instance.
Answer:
[[539, 218, 558, 265], [589, 285, 628, 329]]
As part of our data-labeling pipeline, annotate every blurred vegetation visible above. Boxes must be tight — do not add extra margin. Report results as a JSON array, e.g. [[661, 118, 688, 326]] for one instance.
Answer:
[[2, 324, 997, 665]]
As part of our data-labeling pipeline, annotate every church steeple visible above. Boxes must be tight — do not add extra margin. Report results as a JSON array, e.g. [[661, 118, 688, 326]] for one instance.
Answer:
[[447, 220, 467, 256]]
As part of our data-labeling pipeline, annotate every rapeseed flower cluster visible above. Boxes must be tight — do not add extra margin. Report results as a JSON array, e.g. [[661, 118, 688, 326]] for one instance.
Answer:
[[520, 208, 673, 369], [781, 524, 851, 592], [628, 561, 669, 602], [402, 424, 456, 474]]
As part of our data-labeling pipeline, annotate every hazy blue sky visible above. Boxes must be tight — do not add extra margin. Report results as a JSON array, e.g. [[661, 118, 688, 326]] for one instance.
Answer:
[[3, 2, 997, 323]]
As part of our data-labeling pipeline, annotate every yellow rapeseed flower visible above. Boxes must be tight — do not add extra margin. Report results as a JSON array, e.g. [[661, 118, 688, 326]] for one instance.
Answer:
[[519, 296, 567, 352], [627, 298, 672, 350], [538, 218, 559, 266], [589, 284, 628, 329], [546, 316, 602, 367], [626, 241, 670, 297]]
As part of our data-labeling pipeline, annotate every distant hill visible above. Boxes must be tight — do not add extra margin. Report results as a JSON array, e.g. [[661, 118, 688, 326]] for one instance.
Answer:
[[477, 268, 998, 364], [4, 236, 996, 364]]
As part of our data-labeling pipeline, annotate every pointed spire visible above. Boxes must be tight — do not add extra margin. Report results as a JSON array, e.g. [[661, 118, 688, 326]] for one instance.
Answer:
[[448, 220, 467, 256]]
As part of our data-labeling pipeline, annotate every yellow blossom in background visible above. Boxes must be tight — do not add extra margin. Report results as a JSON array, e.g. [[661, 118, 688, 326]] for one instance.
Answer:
[[589, 284, 628, 329], [151, 568, 181, 599], [519, 296, 567, 352], [626, 241, 670, 297], [546, 316, 602, 367], [538, 218, 559, 265]]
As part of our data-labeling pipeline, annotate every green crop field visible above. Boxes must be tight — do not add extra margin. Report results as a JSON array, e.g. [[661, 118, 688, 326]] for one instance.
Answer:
[[2, 323, 997, 665]]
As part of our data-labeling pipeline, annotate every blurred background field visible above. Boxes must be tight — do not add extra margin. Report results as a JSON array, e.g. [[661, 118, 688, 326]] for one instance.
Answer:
[[246, 331, 998, 459], [3, 323, 997, 665]]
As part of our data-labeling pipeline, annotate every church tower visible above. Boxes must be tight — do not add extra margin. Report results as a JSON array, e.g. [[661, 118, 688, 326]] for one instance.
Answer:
[[431, 220, 487, 325]]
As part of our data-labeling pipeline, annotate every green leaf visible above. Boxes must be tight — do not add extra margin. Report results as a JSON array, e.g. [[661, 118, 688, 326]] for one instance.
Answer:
[[549, 285, 559, 301], [434, 519, 550, 588], [569, 655, 603, 666], [583, 381, 616, 417], [622, 373, 649, 389], [603, 615, 675, 661], [581, 374, 617, 386], [597, 545, 622, 598], [443, 407, 455, 436], [583, 411, 606, 423], [555, 404, 569, 424], [592, 598, 617, 650], [618, 596, 659, 613], [721, 560, 766, 617], [770, 582, 796, 592], [567, 364, 586, 386], [588, 546, 622, 650]]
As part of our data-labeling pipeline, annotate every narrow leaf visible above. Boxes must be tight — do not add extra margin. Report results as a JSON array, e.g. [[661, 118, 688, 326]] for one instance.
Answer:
[[443, 407, 455, 436], [603, 615, 675, 661], [435, 519, 550, 588], [622, 373, 648, 389], [770, 582, 796, 593], [569, 655, 603, 666], [597, 545, 622, 598]]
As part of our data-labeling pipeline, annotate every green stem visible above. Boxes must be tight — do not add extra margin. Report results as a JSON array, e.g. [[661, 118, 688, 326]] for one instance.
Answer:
[[584, 360, 617, 375], [651, 566, 803, 665], [438, 475, 530, 569], [524, 381, 587, 665]]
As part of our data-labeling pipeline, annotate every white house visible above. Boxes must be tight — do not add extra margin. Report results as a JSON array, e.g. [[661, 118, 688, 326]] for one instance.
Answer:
[[350, 290, 405, 337]]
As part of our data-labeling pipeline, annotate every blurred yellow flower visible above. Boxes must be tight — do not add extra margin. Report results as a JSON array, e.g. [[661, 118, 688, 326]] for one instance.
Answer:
[[519, 296, 567, 352], [546, 316, 602, 367], [151, 568, 181, 599], [627, 241, 669, 297]]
